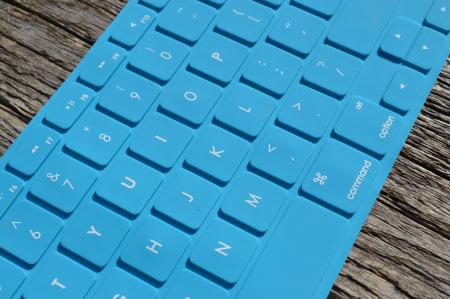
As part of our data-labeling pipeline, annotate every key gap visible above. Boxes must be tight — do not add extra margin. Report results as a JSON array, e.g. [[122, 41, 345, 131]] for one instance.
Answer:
[[217, 209, 265, 237], [299, 78, 345, 100], [155, 25, 197, 46], [212, 27, 256, 48], [274, 118, 321, 144], [138, 0, 165, 12], [126, 63, 169, 86], [198, 0, 225, 9], [156, 106, 201, 129], [150, 207, 197, 235], [254, 0, 282, 10], [323, 38, 368, 60], [95, 104, 140, 128], [297, 189, 353, 219], [116, 258, 164, 288], [0, 248, 34, 270], [289, 1, 333, 20], [246, 163, 294, 189], [211, 117, 257, 142], [26, 193, 71, 220], [126, 148, 171, 174], [108, 37, 134, 51], [57, 244, 103, 273], [329, 133, 384, 160], [93, 193, 139, 221], [186, 65, 229, 87], [185, 259, 234, 290], [265, 37, 309, 59], [61, 146, 106, 171], [4, 165, 31, 182], [182, 161, 228, 187], [75, 77, 103, 92], [239, 77, 284, 99]]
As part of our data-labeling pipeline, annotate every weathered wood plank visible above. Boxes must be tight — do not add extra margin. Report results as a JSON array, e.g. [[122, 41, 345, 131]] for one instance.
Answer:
[[0, 1, 449, 298]]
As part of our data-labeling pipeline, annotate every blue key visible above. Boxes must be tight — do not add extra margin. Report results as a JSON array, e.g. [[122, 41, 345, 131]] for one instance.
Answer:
[[120, 216, 190, 283], [60, 202, 130, 268], [129, 113, 193, 170], [65, 110, 130, 167], [153, 169, 220, 231], [380, 18, 420, 60], [406, 27, 447, 73], [255, 0, 283, 8], [79, 43, 126, 89], [189, 219, 258, 285], [140, 0, 169, 10], [292, 0, 341, 18], [214, 84, 276, 139], [303, 45, 362, 97], [185, 125, 250, 184], [30, 153, 97, 214], [0, 200, 62, 265], [44, 82, 95, 131], [425, 0, 450, 33], [23, 252, 95, 299], [7, 125, 59, 177], [327, 0, 397, 57], [237, 199, 347, 299], [0, 172, 23, 217], [96, 156, 163, 216], [382, 66, 426, 114], [97, 69, 161, 124], [159, 71, 222, 127], [268, 8, 326, 57], [242, 44, 302, 97], [189, 33, 248, 85], [158, 0, 216, 44], [221, 171, 286, 234], [87, 267, 156, 299], [165, 270, 228, 299], [302, 139, 379, 215], [250, 127, 314, 186], [277, 85, 338, 140], [334, 97, 402, 157], [215, 0, 273, 45], [110, 4, 156, 48], [0, 257, 25, 299], [129, 32, 189, 83]]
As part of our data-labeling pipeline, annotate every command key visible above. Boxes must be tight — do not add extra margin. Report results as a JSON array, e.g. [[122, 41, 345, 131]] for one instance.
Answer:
[[301, 140, 379, 215]]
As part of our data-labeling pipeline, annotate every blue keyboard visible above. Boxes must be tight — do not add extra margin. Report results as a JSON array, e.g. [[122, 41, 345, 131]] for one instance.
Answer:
[[1, 0, 449, 298]]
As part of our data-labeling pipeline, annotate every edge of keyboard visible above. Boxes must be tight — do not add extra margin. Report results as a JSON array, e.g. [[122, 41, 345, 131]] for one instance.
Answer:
[[1, 0, 449, 298]]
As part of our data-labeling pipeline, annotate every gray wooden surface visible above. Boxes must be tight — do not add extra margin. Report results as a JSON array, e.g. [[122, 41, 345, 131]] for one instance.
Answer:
[[0, 1, 449, 298]]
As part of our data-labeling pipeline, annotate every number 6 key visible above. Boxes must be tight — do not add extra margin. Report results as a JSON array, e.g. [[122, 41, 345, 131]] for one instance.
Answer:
[[65, 110, 130, 167]]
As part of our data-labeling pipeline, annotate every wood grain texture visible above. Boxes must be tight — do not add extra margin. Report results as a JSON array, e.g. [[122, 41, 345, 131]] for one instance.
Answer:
[[0, 1, 449, 298]]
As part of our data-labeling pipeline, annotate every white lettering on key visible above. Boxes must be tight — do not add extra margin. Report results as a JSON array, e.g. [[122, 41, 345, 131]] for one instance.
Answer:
[[245, 193, 262, 208], [51, 278, 66, 290], [121, 177, 137, 190], [145, 239, 163, 254], [87, 225, 102, 237], [63, 179, 75, 191], [211, 52, 223, 63], [31, 145, 39, 154], [160, 51, 172, 60], [29, 230, 42, 240], [209, 146, 224, 158], [292, 102, 301, 111], [347, 160, 372, 200], [184, 91, 198, 102], [267, 144, 277, 153], [181, 191, 194, 203], [11, 221, 21, 230], [379, 115, 395, 139], [155, 135, 168, 143], [215, 241, 232, 257], [313, 172, 327, 186], [238, 106, 252, 113]]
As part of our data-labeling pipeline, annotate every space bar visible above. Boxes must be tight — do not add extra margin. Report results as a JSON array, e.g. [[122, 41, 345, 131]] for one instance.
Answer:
[[237, 198, 348, 299]]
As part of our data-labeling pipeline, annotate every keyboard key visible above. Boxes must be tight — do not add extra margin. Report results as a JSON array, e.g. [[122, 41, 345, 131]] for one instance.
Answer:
[[277, 85, 338, 140], [158, 0, 216, 44], [97, 69, 161, 125], [382, 66, 426, 114], [153, 169, 220, 231], [129, 32, 189, 83], [110, 4, 156, 48], [65, 110, 130, 167], [406, 27, 447, 72], [140, 0, 169, 10], [237, 198, 347, 298], [30, 153, 97, 214], [328, 0, 397, 57], [60, 203, 130, 268], [185, 125, 250, 184], [215, 0, 273, 45], [425, 0, 450, 33], [87, 267, 156, 299], [120, 217, 189, 283], [159, 71, 222, 127], [44, 83, 95, 131], [0, 257, 25, 299], [250, 127, 314, 186], [189, 219, 258, 285], [214, 83, 276, 139], [221, 172, 286, 234], [189, 33, 248, 85], [79, 43, 126, 89], [7, 125, 60, 177], [0, 200, 62, 265], [379, 18, 420, 60], [268, 8, 326, 57], [302, 139, 379, 215], [334, 97, 402, 157], [23, 252, 95, 299], [302, 45, 362, 97], [96, 156, 162, 216], [0, 172, 23, 217], [242, 44, 302, 96], [165, 270, 228, 299], [129, 114, 193, 170], [292, 0, 341, 18]]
